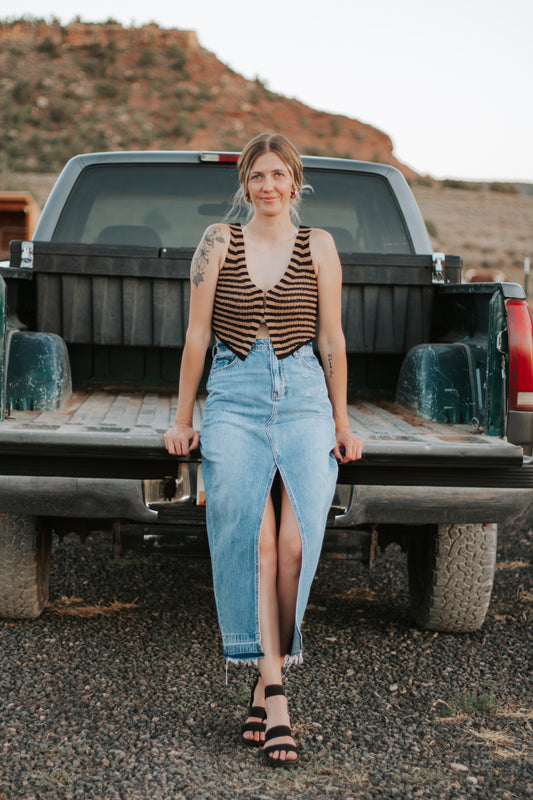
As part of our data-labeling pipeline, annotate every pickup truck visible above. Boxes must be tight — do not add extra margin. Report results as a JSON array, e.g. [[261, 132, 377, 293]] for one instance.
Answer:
[[1, 151, 532, 633]]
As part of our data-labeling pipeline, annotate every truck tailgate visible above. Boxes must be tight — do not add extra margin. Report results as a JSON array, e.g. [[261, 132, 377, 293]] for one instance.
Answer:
[[0, 390, 528, 487]]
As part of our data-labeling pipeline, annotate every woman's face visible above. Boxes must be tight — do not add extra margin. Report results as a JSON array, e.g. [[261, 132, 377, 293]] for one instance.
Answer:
[[247, 152, 294, 217]]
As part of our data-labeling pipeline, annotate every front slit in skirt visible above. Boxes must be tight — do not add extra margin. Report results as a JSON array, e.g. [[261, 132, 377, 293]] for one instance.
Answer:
[[200, 339, 338, 665]]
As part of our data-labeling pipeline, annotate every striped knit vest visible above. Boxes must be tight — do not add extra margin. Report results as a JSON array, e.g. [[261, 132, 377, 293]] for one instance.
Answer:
[[212, 224, 318, 360]]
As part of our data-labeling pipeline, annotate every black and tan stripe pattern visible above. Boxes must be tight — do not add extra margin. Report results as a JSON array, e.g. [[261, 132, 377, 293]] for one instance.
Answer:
[[212, 224, 318, 360]]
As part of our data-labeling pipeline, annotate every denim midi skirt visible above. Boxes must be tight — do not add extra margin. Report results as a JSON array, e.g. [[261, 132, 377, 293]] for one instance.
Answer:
[[200, 339, 338, 665]]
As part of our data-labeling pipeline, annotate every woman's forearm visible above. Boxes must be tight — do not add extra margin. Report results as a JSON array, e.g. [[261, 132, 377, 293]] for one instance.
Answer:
[[173, 332, 211, 426], [318, 337, 350, 429]]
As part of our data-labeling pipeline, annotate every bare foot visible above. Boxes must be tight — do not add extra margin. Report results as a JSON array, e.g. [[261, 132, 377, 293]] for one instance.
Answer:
[[242, 675, 266, 746], [263, 692, 298, 764]]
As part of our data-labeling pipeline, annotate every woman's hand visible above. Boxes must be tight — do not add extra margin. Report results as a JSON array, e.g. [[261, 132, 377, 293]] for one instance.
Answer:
[[164, 423, 200, 457], [334, 427, 364, 464]]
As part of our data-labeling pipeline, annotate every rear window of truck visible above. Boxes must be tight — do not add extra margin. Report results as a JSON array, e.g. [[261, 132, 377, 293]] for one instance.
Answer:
[[52, 163, 413, 254]]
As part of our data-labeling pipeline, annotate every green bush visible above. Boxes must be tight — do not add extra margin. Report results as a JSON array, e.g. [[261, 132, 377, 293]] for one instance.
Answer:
[[440, 692, 498, 716]]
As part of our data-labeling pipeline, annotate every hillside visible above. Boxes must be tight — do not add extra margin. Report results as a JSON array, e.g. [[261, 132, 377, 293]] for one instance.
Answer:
[[0, 18, 415, 177]]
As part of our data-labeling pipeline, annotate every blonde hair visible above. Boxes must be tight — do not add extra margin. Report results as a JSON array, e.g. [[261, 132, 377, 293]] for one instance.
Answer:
[[226, 133, 308, 223]]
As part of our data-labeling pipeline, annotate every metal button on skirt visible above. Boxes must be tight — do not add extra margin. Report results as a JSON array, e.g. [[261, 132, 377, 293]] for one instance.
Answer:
[[200, 339, 338, 665]]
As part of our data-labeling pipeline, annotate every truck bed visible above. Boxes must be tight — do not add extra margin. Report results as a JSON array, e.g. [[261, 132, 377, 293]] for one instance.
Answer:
[[0, 389, 526, 487]]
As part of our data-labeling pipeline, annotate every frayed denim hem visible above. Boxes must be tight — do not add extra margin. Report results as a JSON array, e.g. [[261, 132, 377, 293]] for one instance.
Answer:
[[224, 651, 304, 682], [225, 656, 260, 667], [224, 652, 303, 668], [283, 652, 304, 668]]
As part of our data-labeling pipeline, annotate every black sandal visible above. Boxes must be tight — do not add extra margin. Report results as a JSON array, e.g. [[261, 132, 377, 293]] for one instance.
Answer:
[[241, 675, 267, 748], [262, 685, 298, 768]]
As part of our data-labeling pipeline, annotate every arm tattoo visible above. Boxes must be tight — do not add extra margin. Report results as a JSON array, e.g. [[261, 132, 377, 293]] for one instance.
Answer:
[[327, 353, 334, 378], [191, 226, 225, 288]]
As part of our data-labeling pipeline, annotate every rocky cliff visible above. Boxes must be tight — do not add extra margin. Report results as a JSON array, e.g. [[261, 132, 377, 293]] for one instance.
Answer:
[[0, 18, 416, 177]]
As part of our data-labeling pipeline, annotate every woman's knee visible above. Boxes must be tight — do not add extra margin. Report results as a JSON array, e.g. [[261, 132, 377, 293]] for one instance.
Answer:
[[278, 528, 302, 575]]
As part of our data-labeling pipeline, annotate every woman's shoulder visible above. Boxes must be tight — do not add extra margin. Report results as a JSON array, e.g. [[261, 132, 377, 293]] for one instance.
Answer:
[[202, 222, 231, 244], [308, 227, 338, 255]]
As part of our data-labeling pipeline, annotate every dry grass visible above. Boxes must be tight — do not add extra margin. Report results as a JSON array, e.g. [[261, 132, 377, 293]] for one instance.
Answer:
[[47, 595, 139, 617], [331, 586, 377, 601], [497, 707, 533, 720], [466, 728, 530, 760], [517, 586, 533, 603], [437, 702, 533, 761]]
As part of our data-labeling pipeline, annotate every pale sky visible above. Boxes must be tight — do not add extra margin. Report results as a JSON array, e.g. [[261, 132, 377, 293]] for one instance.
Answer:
[[3, 0, 532, 182]]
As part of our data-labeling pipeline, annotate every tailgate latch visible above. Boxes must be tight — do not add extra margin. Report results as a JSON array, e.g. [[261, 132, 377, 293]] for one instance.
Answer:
[[432, 252, 445, 283]]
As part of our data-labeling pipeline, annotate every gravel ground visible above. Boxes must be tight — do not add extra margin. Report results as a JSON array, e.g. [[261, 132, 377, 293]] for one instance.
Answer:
[[0, 516, 531, 800]]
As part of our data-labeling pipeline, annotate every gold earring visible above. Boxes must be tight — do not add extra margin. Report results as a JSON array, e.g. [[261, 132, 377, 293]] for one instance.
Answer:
[[290, 190, 297, 199]]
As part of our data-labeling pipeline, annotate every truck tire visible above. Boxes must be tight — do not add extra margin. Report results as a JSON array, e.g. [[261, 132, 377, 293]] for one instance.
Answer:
[[408, 523, 497, 633], [0, 514, 51, 619]]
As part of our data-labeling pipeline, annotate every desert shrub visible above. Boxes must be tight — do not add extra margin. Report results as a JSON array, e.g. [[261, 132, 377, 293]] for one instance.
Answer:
[[4, 104, 33, 126], [95, 80, 120, 99], [167, 45, 188, 72], [249, 87, 261, 105], [80, 41, 116, 76], [416, 175, 435, 187], [171, 113, 197, 141], [138, 49, 156, 67], [48, 99, 77, 124], [196, 82, 213, 103], [36, 35, 60, 58], [489, 182, 518, 195], [330, 118, 342, 137], [79, 59, 99, 76], [441, 179, 482, 191], [12, 80, 33, 105]]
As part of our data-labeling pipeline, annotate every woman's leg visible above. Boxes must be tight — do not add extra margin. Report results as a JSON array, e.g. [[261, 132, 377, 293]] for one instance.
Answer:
[[242, 495, 278, 745], [243, 486, 302, 759], [277, 482, 303, 654], [258, 485, 301, 762]]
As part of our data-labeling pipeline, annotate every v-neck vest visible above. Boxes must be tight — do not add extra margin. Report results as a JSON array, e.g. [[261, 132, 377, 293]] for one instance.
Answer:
[[212, 224, 318, 360]]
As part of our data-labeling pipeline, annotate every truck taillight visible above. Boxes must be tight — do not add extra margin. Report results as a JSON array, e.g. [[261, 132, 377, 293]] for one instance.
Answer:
[[200, 153, 239, 162], [506, 298, 533, 411]]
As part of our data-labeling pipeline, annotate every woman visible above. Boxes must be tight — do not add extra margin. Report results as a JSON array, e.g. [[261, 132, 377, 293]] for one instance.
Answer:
[[164, 133, 364, 767]]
